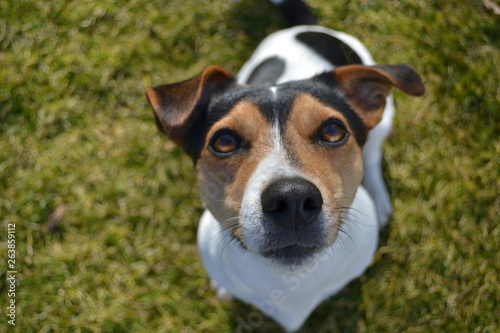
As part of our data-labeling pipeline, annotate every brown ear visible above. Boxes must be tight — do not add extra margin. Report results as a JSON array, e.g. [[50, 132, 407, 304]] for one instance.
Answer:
[[145, 66, 236, 157], [333, 64, 425, 129]]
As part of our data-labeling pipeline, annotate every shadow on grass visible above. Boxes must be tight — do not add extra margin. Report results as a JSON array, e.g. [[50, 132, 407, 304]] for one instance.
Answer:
[[226, 0, 286, 49]]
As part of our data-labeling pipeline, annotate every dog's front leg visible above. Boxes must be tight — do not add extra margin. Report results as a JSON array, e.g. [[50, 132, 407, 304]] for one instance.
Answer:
[[362, 96, 396, 227], [210, 279, 234, 301]]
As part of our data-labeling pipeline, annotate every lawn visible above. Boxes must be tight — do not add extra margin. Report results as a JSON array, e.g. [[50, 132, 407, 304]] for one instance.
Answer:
[[0, 0, 498, 332]]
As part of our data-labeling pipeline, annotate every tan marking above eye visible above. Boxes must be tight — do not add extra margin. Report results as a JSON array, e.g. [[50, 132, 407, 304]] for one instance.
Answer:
[[288, 94, 352, 143], [204, 101, 269, 155]]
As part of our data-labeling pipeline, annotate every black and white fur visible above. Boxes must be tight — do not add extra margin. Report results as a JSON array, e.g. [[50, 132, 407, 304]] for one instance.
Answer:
[[201, 2, 393, 331], [147, 1, 424, 331]]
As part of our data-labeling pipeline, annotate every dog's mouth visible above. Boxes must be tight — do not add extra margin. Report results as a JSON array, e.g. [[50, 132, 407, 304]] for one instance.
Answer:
[[262, 244, 320, 266]]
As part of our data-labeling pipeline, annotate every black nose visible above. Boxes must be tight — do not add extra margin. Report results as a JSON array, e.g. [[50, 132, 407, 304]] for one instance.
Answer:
[[261, 177, 323, 230]]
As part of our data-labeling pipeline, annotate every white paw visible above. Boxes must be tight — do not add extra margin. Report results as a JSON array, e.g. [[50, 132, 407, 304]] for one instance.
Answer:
[[210, 279, 233, 301], [362, 167, 392, 228]]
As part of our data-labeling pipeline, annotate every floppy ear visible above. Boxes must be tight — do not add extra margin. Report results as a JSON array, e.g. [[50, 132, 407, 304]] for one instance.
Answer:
[[332, 64, 425, 130], [145, 66, 236, 158]]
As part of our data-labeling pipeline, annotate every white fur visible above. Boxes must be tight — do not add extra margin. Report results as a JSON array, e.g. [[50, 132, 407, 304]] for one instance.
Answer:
[[269, 85, 278, 96], [239, 122, 301, 252]]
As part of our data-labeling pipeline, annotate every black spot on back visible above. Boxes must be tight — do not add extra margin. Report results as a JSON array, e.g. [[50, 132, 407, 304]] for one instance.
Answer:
[[246, 56, 286, 85], [296, 32, 363, 67]]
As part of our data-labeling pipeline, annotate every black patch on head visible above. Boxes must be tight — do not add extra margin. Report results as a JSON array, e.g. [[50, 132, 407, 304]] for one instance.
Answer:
[[296, 32, 363, 67], [207, 85, 277, 123], [246, 57, 286, 85]]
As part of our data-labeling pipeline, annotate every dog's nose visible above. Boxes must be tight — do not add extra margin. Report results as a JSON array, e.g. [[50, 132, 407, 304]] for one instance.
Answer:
[[261, 178, 323, 230]]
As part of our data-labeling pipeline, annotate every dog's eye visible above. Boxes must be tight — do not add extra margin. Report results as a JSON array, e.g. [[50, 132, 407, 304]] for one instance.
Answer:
[[318, 120, 348, 145], [210, 130, 240, 154]]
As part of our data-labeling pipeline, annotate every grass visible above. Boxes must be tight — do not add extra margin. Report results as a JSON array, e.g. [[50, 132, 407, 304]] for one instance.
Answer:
[[0, 0, 498, 332]]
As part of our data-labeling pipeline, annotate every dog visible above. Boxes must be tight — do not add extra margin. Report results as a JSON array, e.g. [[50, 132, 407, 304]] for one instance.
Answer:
[[145, 0, 424, 331]]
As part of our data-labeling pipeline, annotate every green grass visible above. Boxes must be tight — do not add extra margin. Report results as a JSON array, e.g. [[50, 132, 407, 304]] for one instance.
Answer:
[[1, 0, 498, 332]]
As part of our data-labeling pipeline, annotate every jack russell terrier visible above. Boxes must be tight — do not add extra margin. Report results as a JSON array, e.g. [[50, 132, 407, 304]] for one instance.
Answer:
[[145, 0, 424, 331]]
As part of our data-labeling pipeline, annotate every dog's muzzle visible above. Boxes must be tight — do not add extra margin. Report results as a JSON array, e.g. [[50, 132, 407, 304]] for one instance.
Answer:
[[259, 177, 326, 265]]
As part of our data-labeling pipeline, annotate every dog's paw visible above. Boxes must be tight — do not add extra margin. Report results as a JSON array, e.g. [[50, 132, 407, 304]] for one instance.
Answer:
[[210, 280, 233, 301], [374, 190, 392, 228], [362, 167, 392, 228]]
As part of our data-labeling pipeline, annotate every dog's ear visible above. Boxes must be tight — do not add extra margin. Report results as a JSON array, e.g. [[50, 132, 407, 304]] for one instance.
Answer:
[[330, 64, 425, 130], [145, 66, 236, 158]]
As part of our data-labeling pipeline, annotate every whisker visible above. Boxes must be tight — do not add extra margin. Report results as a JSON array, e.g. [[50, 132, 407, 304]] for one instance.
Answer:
[[341, 208, 372, 228], [206, 218, 239, 247], [219, 232, 238, 262]]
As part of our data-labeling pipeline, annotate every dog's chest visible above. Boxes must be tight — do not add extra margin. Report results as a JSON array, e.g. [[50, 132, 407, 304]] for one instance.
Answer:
[[197, 186, 378, 332]]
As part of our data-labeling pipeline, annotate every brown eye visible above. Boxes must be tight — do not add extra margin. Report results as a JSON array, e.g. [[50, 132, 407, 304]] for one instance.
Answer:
[[318, 120, 348, 145], [210, 130, 240, 154]]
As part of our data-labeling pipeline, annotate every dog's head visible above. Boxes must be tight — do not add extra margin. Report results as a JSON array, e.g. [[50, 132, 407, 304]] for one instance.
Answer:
[[146, 64, 424, 268]]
